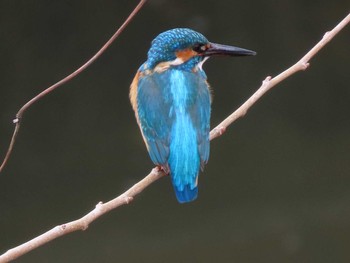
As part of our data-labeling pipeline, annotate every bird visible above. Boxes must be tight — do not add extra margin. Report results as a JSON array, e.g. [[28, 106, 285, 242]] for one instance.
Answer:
[[130, 28, 256, 203]]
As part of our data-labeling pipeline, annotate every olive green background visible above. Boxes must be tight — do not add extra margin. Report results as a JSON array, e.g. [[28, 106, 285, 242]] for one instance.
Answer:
[[0, 1, 349, 262]]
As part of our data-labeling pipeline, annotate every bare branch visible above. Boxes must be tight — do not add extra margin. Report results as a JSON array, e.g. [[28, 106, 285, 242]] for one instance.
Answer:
[[0, 0, 148, 173], [0, 168, 165, 262], [210, 12, 350, 140], [0, 11, 348, 263]]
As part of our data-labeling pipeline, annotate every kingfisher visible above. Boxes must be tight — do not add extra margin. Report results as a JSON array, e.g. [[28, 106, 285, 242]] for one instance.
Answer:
[[130, 28, 255, 203]]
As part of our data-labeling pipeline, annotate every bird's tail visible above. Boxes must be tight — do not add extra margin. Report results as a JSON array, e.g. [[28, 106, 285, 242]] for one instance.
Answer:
[[173, 185, 198, 203], [169, 114, 200, 203]]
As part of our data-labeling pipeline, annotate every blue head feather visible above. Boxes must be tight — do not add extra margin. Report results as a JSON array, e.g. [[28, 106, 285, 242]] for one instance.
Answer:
[[146, 28, 209, 71]]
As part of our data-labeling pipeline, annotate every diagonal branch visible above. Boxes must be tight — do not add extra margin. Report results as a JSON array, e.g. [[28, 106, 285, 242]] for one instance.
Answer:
[[0, 11, 349, 263], [210, 12, 350, 140], [0, 0, 148, 174], [0, 168, 164, 263]]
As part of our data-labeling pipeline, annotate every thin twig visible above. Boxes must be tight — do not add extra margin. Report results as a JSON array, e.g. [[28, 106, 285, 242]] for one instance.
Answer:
[[0, 11, 349, 263], [0, 0, 148, 173]]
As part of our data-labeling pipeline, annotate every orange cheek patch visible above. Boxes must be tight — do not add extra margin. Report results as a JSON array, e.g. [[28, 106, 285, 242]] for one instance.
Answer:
[[176, 49, 198, 62]]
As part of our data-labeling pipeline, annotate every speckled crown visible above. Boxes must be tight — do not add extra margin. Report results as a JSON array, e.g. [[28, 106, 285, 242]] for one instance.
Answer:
[[147, 28, 209, 69]]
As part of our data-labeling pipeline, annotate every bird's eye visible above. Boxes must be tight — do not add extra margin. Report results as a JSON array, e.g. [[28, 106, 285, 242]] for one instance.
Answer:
[[192, 43, 207, 53]]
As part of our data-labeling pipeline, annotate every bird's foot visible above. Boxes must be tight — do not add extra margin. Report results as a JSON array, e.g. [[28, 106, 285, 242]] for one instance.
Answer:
[[156, 165, 170, 175]]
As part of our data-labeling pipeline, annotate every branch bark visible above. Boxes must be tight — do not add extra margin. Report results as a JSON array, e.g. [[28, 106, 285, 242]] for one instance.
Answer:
[[0, 11, 349, 263]]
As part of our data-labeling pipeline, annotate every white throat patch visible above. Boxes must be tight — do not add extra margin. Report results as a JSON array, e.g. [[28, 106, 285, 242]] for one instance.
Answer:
[[197, 57, 209, 71]]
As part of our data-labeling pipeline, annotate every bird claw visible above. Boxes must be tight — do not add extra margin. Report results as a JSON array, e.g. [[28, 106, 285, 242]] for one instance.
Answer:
[[157, 165, 169, 175]]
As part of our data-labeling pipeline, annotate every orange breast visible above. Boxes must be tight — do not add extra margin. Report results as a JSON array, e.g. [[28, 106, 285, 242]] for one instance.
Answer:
[[129, 70, 140, 118]]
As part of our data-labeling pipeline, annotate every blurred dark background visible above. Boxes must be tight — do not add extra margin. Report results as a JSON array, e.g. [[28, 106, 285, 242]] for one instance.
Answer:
[[0, 1, 349, 262]]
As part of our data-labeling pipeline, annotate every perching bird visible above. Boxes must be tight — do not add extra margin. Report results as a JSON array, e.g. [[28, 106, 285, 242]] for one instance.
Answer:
[[130, 28, 255, 203]]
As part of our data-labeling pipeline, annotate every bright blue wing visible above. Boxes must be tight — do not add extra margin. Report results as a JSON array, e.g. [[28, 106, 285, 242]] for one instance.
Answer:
[[137, 72, 174, 168], [189, 70, 211, 167], [137, 68, 210, 203]]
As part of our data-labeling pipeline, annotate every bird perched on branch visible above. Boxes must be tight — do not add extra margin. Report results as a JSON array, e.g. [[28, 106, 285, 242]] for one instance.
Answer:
[[130, 28, 255, 203]]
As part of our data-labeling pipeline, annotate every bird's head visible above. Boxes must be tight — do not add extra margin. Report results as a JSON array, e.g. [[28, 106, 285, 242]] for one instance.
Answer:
[[145, 28, 256, 72]]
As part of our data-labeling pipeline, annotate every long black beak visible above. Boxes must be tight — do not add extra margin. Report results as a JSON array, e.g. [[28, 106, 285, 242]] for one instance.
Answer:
[[203, 42, 256, 57]]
